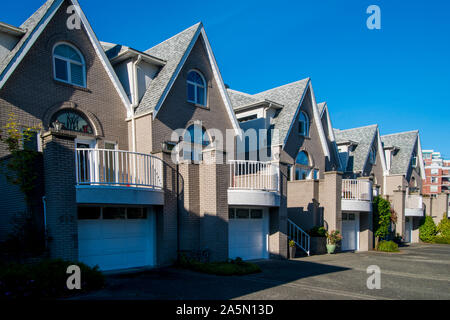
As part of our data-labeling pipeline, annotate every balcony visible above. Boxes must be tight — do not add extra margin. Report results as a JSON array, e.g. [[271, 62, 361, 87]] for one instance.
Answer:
[[341, 179, 372, 212], [228, 160, 280, 207], [75, 148, 164, 205], [405, 194, 424, 217]]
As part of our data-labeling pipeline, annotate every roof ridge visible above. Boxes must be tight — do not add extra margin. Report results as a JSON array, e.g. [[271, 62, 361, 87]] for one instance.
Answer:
[[144, 22, 202, 54], [336, 124, 378, 132], [381, 130, 419, 137], [254, 77, 310, 96]]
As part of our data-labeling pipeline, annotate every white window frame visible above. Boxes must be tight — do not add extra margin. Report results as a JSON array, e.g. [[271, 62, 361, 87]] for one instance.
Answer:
[[53, 42, 86, 87], [298, 111, 309, 136], [186, 70, 207, 106]]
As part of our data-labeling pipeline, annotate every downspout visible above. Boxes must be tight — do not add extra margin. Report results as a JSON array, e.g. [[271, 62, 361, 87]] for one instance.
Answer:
[[130, 55, 143, 152], [42, 196, 47, 248]]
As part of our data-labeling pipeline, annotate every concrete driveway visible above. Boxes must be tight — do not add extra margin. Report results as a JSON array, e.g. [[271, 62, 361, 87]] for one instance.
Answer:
[[73, 244, 450, 300]]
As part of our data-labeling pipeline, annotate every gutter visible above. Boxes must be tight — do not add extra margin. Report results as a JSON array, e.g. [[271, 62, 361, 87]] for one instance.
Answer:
[[42, 196, 47, 248], [130, 55, 143, 152]]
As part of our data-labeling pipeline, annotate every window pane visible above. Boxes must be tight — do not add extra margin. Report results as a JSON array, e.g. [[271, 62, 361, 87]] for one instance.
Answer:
[[250, 209, 263, 219], [54, 58, 68, 81], [78, 207, 101, 219], [127, 208, 147, 219], [52, 110, 93, 134], [187, 71, 204, 85], [342, 212, 348, 220], [229, 208, 235, 219], [197, 86, 205, 105], [187, 83, 196, 102], [236, 209, 249, 219], [349, 213, 355, 221], [103, 207, 126, 219], [298, 120, 305, 135], [70, 63, 84, 86], [54, 44, 82, 62], [296, 151, 309, 166]]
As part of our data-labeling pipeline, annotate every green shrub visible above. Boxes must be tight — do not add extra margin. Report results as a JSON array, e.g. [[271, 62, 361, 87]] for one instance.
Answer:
[[419, 216, 437, 242], [0, 259, 104, 299], [373, 196, 391, 240], [377, 240, 399, 252], [436, 218, 450, 238], [433, 236, 450, 244], [308, 226, 326, 237]]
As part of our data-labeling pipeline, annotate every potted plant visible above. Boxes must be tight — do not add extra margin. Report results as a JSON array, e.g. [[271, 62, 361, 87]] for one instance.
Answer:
[[289, 240, 296, 259], [326, 230, 342, 254]]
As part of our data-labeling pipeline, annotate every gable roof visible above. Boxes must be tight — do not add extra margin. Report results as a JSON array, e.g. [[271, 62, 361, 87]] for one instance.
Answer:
[[134, 23, 201, 116], [252, 79, 310, 145], [0, 0, 131, 113], [134, 23, 240, 133], [334, 124, 378, 172], [381, 130, 419, 176], [227, 89, 262, 109], [0, 0, 57, 83], [318, 102, 343, 171]]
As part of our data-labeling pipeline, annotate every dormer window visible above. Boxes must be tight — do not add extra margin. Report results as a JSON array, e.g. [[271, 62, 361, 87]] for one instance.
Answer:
[[53, 43, 86, 87], [298, 111, 309, 136], [187, 70, 206, 106]]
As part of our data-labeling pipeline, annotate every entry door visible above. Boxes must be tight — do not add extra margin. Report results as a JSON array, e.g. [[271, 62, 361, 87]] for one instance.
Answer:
[[405, 217, 412, 243], [341, 212, 359, 251]]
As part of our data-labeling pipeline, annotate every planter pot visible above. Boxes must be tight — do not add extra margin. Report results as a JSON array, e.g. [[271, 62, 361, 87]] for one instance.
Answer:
[[289, 246, 296, 259], [326, 244, 336, 254], [310, 237, 327, 255]]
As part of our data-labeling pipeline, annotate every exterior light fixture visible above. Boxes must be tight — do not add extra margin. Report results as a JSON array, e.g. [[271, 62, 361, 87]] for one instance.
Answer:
[[52, 119, 63, 131]]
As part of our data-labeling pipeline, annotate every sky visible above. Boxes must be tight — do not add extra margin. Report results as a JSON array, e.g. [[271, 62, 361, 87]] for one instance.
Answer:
[[2, 0, 450, 157]]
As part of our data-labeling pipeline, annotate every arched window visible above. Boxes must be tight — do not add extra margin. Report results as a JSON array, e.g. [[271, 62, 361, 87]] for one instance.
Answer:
[[183, 124, 210, 161], [53, 43, 86, 87], [298, 111, 309, 136], [369, 145, 377, 164], [295, 151, 316, 180], [50, 109, 93, 134], [187, 70, 206, 106]]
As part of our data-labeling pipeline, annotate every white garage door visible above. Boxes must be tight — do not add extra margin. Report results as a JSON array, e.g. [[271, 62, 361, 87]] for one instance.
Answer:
[[78, 207, 155, 271], [228, 208, 269, 260], [341, 212, 359, 251]]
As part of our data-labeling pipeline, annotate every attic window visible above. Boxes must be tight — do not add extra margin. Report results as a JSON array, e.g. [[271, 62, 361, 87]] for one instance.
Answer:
[[298, 111, 309, 136], [53, 43, 86, 87], [369, 145, 376, 164], [187, 70, 206, 106]]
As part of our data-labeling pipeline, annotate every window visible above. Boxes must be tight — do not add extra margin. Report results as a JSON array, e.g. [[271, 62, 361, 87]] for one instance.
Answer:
[[183, 124, 210, 161], [236, 209, 250, 219], [50, 109, 93, 134], [298, 111, 309, 136], [77, 207, 101, 220], [187, 70, 206, 106], [250, 209, 263, 219], [53, 43, 86, 87], [431, 168, 439, 175], [295, 151, 312, 180], [431, 177, 438, 184], [369, 146, 376, 164], [296, 151, 309, 166], [103, 207, 126, 219], [229, 208, 235, 219], [313, 169, 319, 180], [127, 208, 147, 219], [430, 185, 438, 192], [411, 156, 417, 168]]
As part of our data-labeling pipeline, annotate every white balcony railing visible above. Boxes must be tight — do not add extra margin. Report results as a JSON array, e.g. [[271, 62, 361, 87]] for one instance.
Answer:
[[406, 194, 423, 209], [75, 148, 163, 189], [342, 179, 372, 201], [229, 160, 279, 192]]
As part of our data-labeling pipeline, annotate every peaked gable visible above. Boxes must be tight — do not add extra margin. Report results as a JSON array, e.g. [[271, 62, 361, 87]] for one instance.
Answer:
[[0, 0, 130, 113], [381, 131, 421, 176]]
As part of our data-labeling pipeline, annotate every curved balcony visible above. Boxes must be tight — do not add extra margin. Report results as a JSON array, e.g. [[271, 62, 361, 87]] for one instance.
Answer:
[[228, 160, 280, 207], [75, 148, 164, 205], [341, 179, 372, 212]]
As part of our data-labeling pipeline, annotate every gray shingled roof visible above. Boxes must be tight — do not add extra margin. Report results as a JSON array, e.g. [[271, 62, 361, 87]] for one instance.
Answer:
[[253, 79, 310, 144], [227, 89, 261, 109], [334, 124, 378, 173], [317, 102, 326, 116], [134, 23, 202, 116], [0, 0, 56, 81], [381, 131, 418, 175]]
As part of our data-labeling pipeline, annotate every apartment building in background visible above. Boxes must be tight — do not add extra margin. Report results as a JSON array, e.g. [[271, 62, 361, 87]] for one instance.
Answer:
[[422, 150, 450, 195]]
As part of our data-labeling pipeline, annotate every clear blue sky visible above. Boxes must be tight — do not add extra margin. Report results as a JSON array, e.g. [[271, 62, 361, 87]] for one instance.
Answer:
[[2, 0, 450, 157]]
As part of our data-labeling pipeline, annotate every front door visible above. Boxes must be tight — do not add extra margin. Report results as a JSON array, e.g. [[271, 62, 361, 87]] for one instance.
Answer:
[[341, 212, 359, 251]]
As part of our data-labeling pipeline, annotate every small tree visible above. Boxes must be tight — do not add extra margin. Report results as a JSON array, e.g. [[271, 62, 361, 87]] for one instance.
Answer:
[[373, 196, 392, 248], [419, 216, 437, 243]]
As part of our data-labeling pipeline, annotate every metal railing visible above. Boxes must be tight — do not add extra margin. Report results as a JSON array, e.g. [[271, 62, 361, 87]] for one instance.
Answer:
[[406, 194, 423, 209], [75, 148, 163, 189], [287, 219, 310, 256], [341, 179, 372, 201], [228, 160, 279, 192]]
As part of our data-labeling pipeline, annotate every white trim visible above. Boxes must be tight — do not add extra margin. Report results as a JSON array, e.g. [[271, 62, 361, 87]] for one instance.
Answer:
[[0, 0, 64, 89], [53, 42, 86, 87], [308, 83, 331, 159], [416, 133, 426, 180], [322, 103, 344, 171], [70, 0, 131, 115]]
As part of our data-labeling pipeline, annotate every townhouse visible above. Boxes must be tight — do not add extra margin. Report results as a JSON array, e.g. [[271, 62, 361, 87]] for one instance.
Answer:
[[0, 0, 446, 272]]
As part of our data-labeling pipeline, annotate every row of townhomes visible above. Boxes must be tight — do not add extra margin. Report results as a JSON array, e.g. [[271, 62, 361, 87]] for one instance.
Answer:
[[0, 0, 448, 271]]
